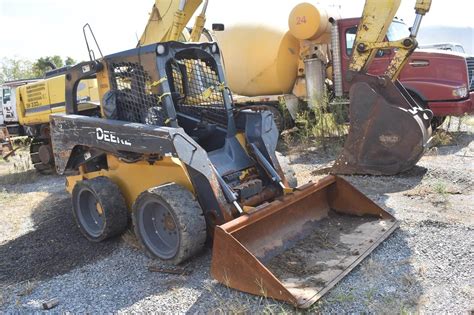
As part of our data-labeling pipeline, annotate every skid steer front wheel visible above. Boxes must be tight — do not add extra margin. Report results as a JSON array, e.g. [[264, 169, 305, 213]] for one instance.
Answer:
[[72, 177, 128, 242], [133, 183, 206, 265]]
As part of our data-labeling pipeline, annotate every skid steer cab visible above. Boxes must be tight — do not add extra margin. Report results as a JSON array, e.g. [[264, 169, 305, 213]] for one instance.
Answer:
[[50, 42, 398, 308]]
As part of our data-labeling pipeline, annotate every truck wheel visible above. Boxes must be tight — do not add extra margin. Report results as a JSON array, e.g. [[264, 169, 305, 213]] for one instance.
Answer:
[[276, 152, 298, 188], [132, 183, 206, 265], [72, 177, 128, 242], [30, 139, 55, 175]]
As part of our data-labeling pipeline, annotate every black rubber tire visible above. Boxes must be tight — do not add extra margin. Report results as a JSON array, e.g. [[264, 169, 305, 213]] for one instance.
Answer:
[[132, 183, 206, 265], [30, 139, 55, 175], [72, 177, 128, 242], [276, 152, 298, 188]]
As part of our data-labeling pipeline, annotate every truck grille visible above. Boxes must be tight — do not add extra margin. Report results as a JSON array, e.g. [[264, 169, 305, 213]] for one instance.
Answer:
[[467, 57, 474, 91]]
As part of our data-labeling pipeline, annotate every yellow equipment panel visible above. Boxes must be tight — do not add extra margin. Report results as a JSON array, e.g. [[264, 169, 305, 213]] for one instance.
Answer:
[[17, 75, 99, 126]]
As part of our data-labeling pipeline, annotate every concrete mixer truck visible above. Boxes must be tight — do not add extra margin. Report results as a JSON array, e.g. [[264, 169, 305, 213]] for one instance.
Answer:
[[213, 2, 474, 131]]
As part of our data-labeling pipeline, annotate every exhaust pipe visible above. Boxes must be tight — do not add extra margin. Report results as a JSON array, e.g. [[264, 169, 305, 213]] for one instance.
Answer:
[[304, 57, 326, 108], [330, 18, 343, 98]]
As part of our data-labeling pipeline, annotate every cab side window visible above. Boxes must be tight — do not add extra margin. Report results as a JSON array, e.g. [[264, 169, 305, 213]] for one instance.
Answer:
[[345, 26, 390, 58], [2, 88, 11, 104], [345, 27, 357, 56]]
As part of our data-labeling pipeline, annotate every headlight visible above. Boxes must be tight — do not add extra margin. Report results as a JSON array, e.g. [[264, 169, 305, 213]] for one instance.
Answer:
[[156, 44, 166, 55], [452, 85, 468, 98]]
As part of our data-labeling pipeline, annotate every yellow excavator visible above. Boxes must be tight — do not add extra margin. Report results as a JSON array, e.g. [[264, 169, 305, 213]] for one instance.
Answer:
[[46, 0, 430, 309]]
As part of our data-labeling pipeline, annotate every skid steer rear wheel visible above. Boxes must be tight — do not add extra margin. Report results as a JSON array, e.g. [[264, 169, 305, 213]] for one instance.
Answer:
[[72, 177, 128, 242], [132, 183, 206, 265]]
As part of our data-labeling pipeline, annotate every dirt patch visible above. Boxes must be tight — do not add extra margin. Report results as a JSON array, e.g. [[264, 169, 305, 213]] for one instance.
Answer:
[[265, 211, 394, 293], [0, 168, 120, 289]]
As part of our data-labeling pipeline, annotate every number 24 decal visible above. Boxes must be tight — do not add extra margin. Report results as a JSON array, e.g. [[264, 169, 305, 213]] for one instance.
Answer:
[[296, 16, 307, 25]]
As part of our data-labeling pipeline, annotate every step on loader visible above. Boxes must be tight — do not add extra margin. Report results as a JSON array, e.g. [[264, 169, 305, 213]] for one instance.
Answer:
[[50, 42, 398, 308]]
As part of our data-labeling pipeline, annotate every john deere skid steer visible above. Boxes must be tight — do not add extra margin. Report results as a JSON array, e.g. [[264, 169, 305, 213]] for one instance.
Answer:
[[50, 42, 398, 308]]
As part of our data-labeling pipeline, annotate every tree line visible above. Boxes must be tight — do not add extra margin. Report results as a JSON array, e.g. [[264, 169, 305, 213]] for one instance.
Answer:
[[0, 56, 77, 83]]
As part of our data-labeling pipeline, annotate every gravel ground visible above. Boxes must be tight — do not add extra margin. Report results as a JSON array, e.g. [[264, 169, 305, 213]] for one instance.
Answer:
[[0, 119, 473, 313]]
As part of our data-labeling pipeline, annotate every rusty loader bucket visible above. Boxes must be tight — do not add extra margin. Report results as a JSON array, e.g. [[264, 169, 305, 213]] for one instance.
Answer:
[[211, 175, 398, 308], [332, 73, 432, 176]]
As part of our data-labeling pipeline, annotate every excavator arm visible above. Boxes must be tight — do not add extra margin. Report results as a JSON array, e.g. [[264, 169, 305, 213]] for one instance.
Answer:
[[349, 0, 432, 80], [138, 0, 207, 46], [332, 0, 434, 175]]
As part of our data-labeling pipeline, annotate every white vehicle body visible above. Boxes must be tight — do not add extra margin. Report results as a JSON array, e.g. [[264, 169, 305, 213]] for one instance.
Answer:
[[1, 79, 37, 125], [419, 42, 466, 54]]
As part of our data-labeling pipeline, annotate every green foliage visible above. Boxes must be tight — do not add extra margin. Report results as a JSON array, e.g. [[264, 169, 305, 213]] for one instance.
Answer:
[[294, 94, 349, 142], [0, 56, 78, 83], [32, 55, 76, 77], [0, 57, 36, 83], [33, 55, 64, 76], [64, 56, 77, 66]]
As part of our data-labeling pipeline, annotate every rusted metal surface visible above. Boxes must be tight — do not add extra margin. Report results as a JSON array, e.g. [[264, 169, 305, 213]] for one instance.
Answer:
[[241, 186, 279, 207], [0, 126, 14, 159], [211, 175, 399, 308], [332, 73, 432, 175]]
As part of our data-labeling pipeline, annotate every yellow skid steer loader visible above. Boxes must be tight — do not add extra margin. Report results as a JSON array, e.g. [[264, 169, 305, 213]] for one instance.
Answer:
[[50, 41, 397, 308]]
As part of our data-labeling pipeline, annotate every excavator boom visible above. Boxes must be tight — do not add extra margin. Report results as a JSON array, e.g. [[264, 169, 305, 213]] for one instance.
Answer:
[[138, 0, 204, 45]]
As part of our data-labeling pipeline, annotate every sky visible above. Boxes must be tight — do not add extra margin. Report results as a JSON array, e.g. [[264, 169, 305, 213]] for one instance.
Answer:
[[0, 0, 473, 61]]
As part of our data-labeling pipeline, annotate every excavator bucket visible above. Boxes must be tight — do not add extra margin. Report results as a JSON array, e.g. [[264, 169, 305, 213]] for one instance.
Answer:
[[211, 175, 398, 308], [332, 73, 432, 175]]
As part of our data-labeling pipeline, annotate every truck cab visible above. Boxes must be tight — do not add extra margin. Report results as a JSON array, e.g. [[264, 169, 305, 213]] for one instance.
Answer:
[[419, 42, 466, 54], [339, 18, 474, 122], [2, 85, 15, 125]]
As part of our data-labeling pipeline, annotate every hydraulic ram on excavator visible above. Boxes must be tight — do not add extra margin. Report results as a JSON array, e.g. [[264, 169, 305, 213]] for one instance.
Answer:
[[332, 0, 433, 175]]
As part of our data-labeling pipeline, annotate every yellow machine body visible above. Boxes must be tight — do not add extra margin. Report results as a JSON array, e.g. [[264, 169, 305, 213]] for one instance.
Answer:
[[16, 76, 99, 126], [65, 155, 194, 209], [214, 26, 300, 96], [212, 3, 337, 98], [288, 2, 337, 42]]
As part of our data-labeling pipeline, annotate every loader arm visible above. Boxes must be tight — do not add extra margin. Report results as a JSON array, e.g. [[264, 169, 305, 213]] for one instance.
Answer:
[[138, 0, 204, 45], [349, 0, 432, 81]]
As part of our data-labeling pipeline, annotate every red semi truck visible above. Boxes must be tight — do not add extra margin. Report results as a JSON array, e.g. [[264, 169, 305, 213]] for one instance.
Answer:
[[340, 18, 474, 127]]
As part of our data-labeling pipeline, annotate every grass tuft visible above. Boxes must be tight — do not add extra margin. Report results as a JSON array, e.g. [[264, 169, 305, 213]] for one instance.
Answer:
[[0, 151, 38, 185], [431, 130, 454, 147]]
